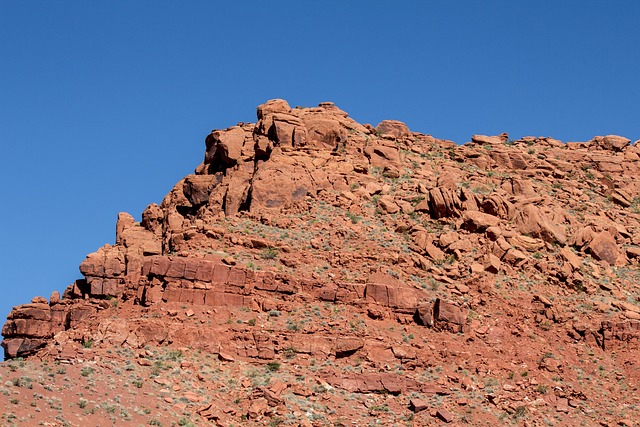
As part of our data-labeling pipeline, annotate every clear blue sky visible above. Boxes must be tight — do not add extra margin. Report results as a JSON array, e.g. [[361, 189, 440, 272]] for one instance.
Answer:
[[1, 1, 638, 322]]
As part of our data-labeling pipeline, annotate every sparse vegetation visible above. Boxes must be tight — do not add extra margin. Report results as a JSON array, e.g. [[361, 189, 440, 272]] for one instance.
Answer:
[[167, 349, 183, 361], [346, 212, 361, 224], [266, 361, 281, 372], [80, 367, 95, 377], [261, 247, 279, 260]]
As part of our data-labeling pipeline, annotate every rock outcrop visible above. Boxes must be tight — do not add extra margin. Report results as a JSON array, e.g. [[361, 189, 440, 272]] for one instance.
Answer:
[[2, 100, 640, 426]]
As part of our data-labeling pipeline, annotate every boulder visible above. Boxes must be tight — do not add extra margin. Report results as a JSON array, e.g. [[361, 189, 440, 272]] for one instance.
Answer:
[[471, 132, 509, 145], [462, 210, 501, 232], [375, 120, 411, 138], [364, 144, 401, 167], [514, 204, 566, 245], [429, 188, 462, 219], [479, 194, 514, 219], [416, 302, 434, 327], [256, 98, 291, 119], [433, 299, 467, 333], [589, 231, 622, 265], [333, 337, 364, 357], [378, 195, 400, 214], [592, 135, 631, 152]]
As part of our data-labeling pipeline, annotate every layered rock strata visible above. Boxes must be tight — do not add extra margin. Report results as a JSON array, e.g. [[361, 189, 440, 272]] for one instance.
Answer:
[[3, 99, 639, 365]]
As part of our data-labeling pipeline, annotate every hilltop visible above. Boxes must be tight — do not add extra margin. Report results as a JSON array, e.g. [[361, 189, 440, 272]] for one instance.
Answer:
[[1, 100, 639, 426]]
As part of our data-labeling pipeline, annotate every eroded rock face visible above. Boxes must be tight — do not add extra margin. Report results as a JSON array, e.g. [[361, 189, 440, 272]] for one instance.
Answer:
[[3, 100, 639, 418]]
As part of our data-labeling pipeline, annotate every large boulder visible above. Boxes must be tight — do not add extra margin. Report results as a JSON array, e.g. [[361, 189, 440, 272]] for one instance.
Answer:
[[592, 135, 631, 152], [375, 120, 411, 138], [589, 231, 623, 265], [514, 204, 566, 245], [364, 143, 401, 168], [462, 210, 501, 232], [429, 188, 462, 219], [256, 98, 291, 119], [434, 299, 468, 333]]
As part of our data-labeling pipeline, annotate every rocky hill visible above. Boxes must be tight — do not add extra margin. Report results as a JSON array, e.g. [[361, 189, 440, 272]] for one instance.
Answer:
[[1, 100, 639, 426]]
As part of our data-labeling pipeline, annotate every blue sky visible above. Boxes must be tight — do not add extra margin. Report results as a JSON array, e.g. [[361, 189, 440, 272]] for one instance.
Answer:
[[1, 1, 638, 322]]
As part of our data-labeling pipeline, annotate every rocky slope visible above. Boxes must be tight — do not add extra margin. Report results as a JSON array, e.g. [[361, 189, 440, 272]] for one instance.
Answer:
[[1, 99, 639, 426]]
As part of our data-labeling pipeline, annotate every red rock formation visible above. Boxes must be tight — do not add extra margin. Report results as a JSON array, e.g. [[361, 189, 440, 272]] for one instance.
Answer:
[[3, 99, 640, 426]]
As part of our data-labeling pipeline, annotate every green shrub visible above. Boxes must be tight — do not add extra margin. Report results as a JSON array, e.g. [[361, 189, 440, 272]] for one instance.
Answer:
[[80, 367, 94, 377], [12, 376, 33, 388], [266, 361, 281, 372]]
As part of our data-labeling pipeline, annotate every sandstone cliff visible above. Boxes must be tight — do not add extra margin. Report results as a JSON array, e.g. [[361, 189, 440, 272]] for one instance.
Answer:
[[2, 100, 639, 426]]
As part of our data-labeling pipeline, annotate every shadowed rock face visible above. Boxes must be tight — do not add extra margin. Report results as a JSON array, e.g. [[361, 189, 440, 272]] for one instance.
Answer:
[[2, 100, 640, 425]]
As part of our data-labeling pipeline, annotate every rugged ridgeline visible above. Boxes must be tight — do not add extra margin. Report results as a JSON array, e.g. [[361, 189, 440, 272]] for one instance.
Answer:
[[2, 100, 640, 425]]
